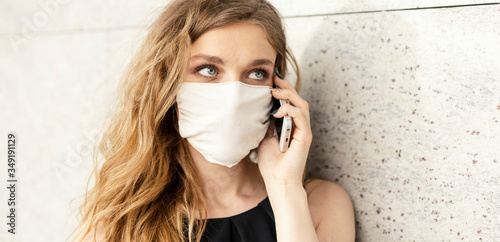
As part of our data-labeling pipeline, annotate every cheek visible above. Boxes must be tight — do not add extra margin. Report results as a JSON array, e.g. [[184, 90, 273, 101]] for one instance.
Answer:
[[185, 76, 202, 83], [184, 71, 206, 83], [183, 68, 195, 83], [244, 77, 273, 87], [265, 78, 273, 87]]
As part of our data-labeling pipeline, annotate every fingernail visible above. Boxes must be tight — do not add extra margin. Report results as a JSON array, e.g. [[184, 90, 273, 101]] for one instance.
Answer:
[[270, 109, 278, 115], [274, 68, 284, 79], [270, 88, 281, 92]]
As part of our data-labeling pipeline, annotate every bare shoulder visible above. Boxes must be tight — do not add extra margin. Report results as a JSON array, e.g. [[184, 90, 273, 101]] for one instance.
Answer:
[[305, 178, 355, 242]]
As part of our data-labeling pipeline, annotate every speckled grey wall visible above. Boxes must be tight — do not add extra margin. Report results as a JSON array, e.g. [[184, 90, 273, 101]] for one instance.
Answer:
[[0, 1, 499, 241], [284, 4, 500, 241]]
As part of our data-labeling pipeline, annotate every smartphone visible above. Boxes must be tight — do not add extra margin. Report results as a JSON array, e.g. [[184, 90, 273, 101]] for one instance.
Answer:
[[272, 86, 292, 152]]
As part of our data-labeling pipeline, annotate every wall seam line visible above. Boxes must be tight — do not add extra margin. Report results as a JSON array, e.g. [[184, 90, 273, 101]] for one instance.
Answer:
[[283, 2, 500, 19], [0, 2, 499, 39]]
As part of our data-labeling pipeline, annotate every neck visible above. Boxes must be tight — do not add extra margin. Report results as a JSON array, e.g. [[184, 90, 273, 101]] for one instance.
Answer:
[[185, 140, 265, 203]]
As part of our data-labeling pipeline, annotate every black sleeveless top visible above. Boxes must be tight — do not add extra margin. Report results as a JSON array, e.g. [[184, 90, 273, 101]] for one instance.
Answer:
[[200, 196, 277, 242]]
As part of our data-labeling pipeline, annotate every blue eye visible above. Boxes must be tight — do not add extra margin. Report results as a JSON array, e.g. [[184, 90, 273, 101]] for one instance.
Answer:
[[249, 70, 265, 80], [198, 66, 217, 77]]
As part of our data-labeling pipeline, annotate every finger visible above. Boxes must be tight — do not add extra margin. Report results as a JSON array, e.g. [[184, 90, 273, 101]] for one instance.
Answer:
[[273, 74, 295, 90], [270, 88, 308, 109], [272, 104, 310, 133], [273, 103, 310, 122]]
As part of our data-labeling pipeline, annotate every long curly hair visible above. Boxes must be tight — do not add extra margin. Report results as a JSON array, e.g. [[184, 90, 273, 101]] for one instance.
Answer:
[[71, 0, 300, 241]]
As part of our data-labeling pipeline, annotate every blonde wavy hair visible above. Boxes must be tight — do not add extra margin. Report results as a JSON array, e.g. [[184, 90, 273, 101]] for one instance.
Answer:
[[71, 0, 300, 241]]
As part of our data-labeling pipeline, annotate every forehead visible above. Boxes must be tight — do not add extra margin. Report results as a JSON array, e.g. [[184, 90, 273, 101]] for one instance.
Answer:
[[190, 22, 277, 62]]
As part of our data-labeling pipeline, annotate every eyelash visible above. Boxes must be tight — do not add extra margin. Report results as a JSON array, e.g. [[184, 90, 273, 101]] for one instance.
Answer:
[[252, 68, 270, 80], [194, 64, 270, 80], [194, 64, 218, 78]]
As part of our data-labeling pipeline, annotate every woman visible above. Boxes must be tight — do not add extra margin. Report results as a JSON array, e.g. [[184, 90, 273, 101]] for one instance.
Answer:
[[73, 0, 355, 241]]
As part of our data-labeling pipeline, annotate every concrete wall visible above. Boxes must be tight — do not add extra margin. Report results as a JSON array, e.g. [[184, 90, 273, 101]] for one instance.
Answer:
[[0, 0, 498, 241]]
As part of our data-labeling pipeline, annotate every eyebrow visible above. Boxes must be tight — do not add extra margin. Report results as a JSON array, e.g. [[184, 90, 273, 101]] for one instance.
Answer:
[[190, 54, 224, 65], [251, 59, 274, 67], [190, 54, 274, 67]]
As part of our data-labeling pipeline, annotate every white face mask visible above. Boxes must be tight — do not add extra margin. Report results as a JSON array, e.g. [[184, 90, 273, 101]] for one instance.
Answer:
[[176, 81, 273, 167]]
